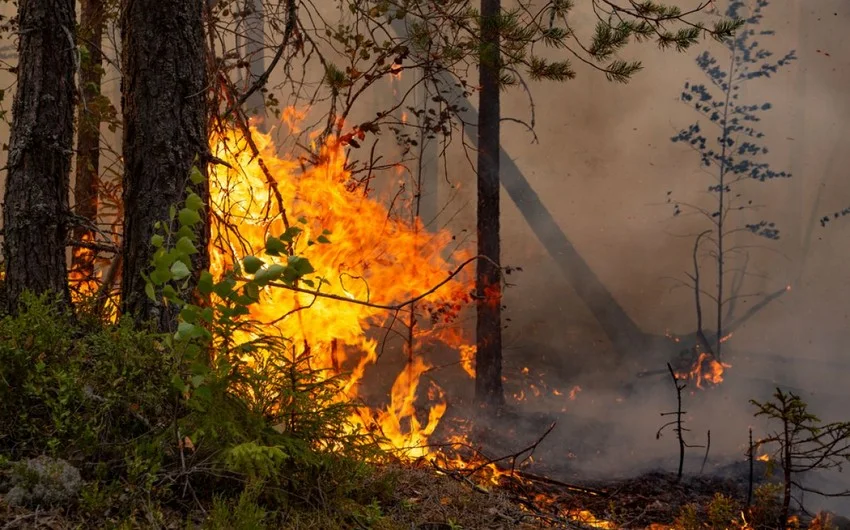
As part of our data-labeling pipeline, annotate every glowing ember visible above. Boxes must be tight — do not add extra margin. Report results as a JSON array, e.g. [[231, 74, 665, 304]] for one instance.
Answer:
[[569, 385, 582, 400], [757, 453, 769, 462], [566, 509, 616, 529], [208, 117, 473, 457]]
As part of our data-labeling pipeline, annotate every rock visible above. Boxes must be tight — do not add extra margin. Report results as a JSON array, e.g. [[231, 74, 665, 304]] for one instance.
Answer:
[[3, 456, 82, 508]]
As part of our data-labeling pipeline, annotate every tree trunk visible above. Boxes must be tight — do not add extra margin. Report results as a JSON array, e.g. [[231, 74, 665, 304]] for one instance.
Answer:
[[120, 0, 208, 331], [2, 0, 75, 312], [474, 0, 505, 407], [70, 0, 105, 290]]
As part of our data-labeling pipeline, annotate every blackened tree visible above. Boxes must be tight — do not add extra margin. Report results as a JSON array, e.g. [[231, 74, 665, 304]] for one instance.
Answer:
[[3, 0, 76, 312], [120, 0, 209, 331]]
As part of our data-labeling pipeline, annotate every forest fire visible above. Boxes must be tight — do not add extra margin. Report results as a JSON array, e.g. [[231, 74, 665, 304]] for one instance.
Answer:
[[206, 121, 627, 528], [207, 119, 475, 459]]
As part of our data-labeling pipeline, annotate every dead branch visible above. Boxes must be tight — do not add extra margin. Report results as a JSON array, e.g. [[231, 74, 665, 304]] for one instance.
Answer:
[[265, 255, 496, 313]]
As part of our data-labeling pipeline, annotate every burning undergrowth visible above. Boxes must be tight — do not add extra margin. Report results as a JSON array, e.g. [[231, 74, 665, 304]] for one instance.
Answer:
[[208, 121, 477, 459]]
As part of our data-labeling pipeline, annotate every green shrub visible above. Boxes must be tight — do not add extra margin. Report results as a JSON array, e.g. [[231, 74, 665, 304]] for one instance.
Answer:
[[0, 294, 171, 462], [205, 486, 269, 530], [0, 188, 390, 524]]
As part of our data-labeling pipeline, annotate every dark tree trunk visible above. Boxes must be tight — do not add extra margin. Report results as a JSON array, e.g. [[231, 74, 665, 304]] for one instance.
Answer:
[[70, 0, 105, 288], [120, 0, 208, 331], [2, 0, 75, 312], [474, 0, 505, 407]]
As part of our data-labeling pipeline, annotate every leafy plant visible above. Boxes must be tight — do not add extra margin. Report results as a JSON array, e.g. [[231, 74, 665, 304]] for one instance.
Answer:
[[141, 169, 387, 510]]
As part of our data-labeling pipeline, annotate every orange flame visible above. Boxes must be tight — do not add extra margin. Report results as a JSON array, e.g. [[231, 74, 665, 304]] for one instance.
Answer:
[[677, 352, 731, 389], [281, 106, 309, 134], [208, 116, 474, 457], [459, 344, 476, 378]]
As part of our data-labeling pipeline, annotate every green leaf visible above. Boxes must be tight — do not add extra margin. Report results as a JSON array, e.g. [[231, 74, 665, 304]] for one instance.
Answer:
[[243, 256, 264, 274], [181, 305, 200, 324], [265, 236, 287, 256], [198, 271, 214, 295], [193, 386, 212, 402], [176, 321, 196, 341], [244, 282, 260, 301], [176, 225, 195, 241], [288, 255, 315, 276], [162, 284, 178, 300], [191, 375, 205, 388], [253, 263, 285, 285], [265, 264, 286, 281], [145, 282, 156, 301], [316, 235, 331, 244], [178, 208, 202, 227], [189, 166, 205, 185], [169, 205, 177, 222], [176, 236, 198, 255], [171, 261, 191, 280], [151, 234, 164, 248], [213, 278, 237, 298], [297, 216, 308, 224], [171, 374, 188, 393], [280, 226, 303, 243], [150, 268, 172, 285], [185, 192, 204, 212]]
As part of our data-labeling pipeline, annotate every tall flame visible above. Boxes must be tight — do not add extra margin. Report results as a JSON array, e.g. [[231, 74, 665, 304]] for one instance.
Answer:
[[208, 119, 473, 456]]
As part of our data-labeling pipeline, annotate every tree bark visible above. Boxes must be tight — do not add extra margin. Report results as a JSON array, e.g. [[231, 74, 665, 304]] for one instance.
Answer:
[[120, 0, 208, 331], [70, 0, 105, 289], [474, 0, 505, 407], [2, 0, 75, 312]]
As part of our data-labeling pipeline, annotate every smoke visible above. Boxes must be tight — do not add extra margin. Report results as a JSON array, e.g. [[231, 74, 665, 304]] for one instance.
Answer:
[[424, 0, 850, 515]]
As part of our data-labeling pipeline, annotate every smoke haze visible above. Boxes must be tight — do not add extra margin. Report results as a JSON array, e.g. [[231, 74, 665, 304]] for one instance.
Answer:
[[0, 0, 848, 516]]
